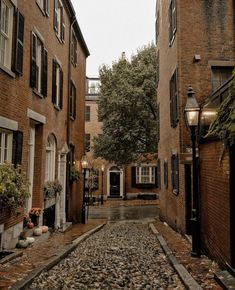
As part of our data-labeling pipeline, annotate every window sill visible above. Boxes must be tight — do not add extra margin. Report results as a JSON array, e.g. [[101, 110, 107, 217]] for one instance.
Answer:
[[55, 33, 64, 45], [36, 2, 48, 17], [33, 89, 44, 98], [53, 104, 61, 111], [0, 64, 15, 78], [70, 116, 75, 121]]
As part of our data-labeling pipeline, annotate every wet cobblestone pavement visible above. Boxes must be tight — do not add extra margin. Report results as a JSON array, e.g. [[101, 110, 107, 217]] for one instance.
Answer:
[[28, 221, 185, 290]]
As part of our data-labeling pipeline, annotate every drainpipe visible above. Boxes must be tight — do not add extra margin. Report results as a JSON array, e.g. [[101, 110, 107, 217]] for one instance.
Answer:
[[66, 16, 76, 220]]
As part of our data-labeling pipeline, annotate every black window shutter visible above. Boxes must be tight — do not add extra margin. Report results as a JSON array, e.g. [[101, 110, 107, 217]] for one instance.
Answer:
[[164, 160, 168, 189], [61, 7, 65, 41], [42, 48, 48, 97], [30, 32, 37, 88], [175, 154, 179, 194], [131, 167, 136, 187], [157, 159, 161, 189], [74, 85, 76, 119], [54, 0, 58, 31], [174, 69, 179, 123], [15, 10, 24, 75], [155, 166, 158, 188], [12, 131, 23, 167], [52, 59, 57, 104], [74, 37, 77, 64], [69, 81, 73, 116], [59, 69, 63, 109]]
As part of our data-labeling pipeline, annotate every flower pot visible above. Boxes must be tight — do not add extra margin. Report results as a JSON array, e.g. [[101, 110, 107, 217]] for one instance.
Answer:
[[33, 227, 42, 236]]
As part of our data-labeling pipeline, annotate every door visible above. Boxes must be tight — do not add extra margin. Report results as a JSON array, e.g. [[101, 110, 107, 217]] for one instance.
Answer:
[[26, 126, 35, 212], [58, 153, 67, 228], [185, 164, 192, 235], [110, 172, 120, 197]]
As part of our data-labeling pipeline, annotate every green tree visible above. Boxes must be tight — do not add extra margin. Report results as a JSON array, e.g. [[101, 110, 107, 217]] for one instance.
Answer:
[[94, 44, 158, 165]]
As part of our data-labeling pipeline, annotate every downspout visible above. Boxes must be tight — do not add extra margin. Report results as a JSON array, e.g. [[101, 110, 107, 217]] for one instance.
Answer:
[[66, 16, 76, 220]]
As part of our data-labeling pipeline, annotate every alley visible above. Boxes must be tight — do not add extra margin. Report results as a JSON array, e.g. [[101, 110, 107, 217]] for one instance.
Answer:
[[27, 222, 185, 290]]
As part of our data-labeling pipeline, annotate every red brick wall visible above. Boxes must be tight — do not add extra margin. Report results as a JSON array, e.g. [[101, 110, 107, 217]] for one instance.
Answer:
[[157, 0, 234, 234], [200, 140, 230, 265]]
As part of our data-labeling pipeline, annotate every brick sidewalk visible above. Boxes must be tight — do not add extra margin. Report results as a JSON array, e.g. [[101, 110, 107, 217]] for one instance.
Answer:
[[153, 219, 223, 290], [0, 219, 106, 290]]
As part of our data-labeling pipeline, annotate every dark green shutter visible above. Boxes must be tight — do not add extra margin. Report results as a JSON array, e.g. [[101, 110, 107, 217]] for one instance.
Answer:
[[15, 10, 24, 75], [73, 85, 76, 119], [52, 59, 57, 104], [12, 131, 23, 167], [59, 69, 63, 109], [42, 48, 48, 97], [30, 32, 37, 88], [131, 167, 136, 187]]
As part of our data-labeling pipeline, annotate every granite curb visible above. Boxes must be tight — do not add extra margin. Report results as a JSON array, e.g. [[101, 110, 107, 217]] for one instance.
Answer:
[[10, 223, 106, 290], [149, 223, 203, 290]]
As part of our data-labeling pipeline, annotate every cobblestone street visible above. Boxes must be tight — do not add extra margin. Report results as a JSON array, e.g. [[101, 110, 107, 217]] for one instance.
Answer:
[[27, 222, 185, 290]]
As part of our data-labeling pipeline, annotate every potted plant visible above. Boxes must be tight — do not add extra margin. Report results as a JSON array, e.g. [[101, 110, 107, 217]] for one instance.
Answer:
[[0, 163, 30, 211], [69, 166, 81, 182], [44, 180, 63, 199], [29, 207, 42, 226]]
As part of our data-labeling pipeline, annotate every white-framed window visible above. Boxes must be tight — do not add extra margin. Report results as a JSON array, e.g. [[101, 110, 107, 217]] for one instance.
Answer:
[[70, 80, 76, 119], [30, 32, 48, 96], [169, 0, 176, 46], [71, 29, 77, 66], [45, 134, 56, 181], [54, 0, 65, 42], [36, 0, 49, 15], [0, 130, 12, 163], [0, 0, 14, 69], [52, 59, 63, 109], [136, 166, 155, 184]]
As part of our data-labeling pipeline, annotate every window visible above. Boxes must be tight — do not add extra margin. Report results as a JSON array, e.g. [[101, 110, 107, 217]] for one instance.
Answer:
[[0, 0, 13, 69], [85, 134, 90, 152], [0, 2, 24, 74], [45, 134, 56, 182], [131, 166, 157, 188], [171, 154, 179, 194], [155, 10, 159, 44], [211, 67, 234, 91], [0, 130, 12, 163], [30, 32, 48, 96], [54, 0, 65, 42], [52, 59, 63, 109], [71, 30, 77, 65], [170, 69, 179, 128], [70, 81, 76, 119], [164, 160, 168, 189], [169, 0, 176, 46], [136, 166, 155, 184], [36, 0, 49, 15], [157, 159, 161, 189], [85, 106, 91, 122]]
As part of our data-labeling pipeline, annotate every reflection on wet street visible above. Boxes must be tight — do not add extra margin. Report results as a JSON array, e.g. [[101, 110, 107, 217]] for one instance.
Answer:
[[88, 205, 159, 221]]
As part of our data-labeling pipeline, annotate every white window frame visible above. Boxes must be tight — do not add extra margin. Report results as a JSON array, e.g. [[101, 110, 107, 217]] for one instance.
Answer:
[[136, 166, 155, 184], [0, 129, 13, 164], [36, 0, 49, 15], [55, 63, 61, 107], [0, 0, 14, 69], [55, 0, 64, 41], [45, 135, 56, 182]]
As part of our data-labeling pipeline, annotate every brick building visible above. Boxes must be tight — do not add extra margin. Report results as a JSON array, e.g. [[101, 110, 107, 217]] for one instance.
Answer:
[[156, 0, 234, 267], [0, 0, 89, 249], [85, 77, 158, 201]]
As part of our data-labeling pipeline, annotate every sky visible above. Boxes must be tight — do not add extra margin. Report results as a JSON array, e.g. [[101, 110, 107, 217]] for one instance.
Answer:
[[71, 0, 156, 77]]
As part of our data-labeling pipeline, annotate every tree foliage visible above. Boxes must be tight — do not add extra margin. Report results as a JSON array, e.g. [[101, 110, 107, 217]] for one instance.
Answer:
[[93, 44, 158, 165], [206, 71, 235, 147]]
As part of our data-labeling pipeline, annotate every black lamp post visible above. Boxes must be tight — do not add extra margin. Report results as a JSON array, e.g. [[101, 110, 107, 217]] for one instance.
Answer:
[[81, 154, 88, 224], [101, 164, 105, 205], [184, 86, 201, 257]]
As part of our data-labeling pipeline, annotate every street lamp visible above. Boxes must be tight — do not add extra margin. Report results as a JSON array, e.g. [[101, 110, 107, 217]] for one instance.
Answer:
[[81, 154, 88, 224], [101, 164, 105, 205], [184, 86, 201, 257]]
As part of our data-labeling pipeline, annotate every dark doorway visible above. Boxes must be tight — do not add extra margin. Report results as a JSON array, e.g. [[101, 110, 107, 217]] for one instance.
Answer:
[[43, 205, 55, 229], [185, 164, 192, 235], [230, 144, 235, 268], [110, 172, 120, 197]]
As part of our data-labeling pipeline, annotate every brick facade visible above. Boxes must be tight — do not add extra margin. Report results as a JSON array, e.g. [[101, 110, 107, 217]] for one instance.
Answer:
[[156, 0, 234, 266], [0, 0, 89, 249]]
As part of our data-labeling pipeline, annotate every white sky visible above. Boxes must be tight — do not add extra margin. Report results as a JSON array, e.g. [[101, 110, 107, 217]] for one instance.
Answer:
[[71, 0, 156, 77]]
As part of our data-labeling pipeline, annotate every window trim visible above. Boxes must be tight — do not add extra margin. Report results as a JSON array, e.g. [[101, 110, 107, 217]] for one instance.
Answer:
[[169, 0, 177, 47], [45, 134, 56, 182], [170, 68, 179, 128], [52, 58, 63, 110], [0, 129, 13, 164], [36, 0, 49, 16], [69, 80, 76, 120]]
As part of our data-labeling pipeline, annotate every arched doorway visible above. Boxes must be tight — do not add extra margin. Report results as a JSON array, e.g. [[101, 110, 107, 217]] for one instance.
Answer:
[[108, 166, 123, 198]]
